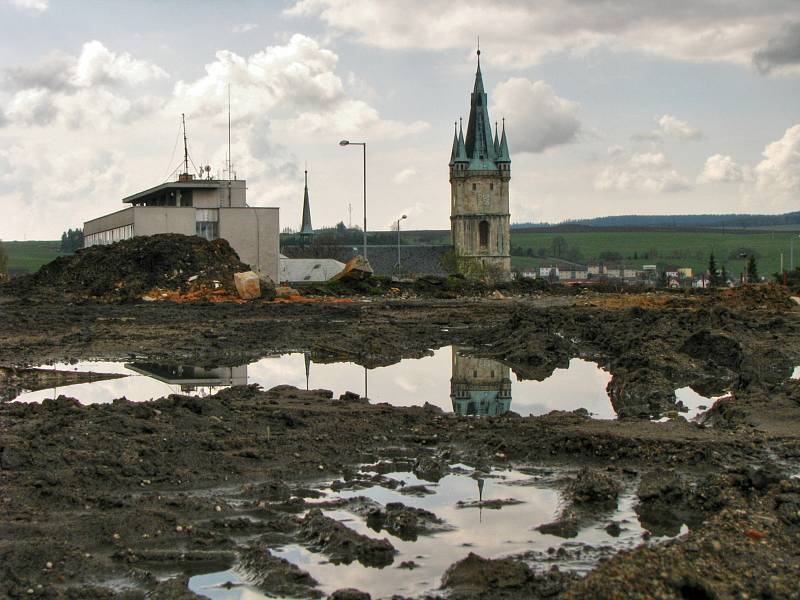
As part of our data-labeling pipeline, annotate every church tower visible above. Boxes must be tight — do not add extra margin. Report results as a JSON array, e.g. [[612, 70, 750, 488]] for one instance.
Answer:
[[450, 347, 512, 416], [450, 47, 511, 280]]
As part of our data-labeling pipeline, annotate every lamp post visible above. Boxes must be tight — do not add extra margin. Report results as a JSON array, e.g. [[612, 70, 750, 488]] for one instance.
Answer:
[[339, 140, 367, 260], [396, 214, 407, 272], [791, 235, 800, 271]]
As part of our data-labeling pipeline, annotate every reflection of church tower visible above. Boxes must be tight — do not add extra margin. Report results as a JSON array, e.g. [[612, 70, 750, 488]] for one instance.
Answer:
[[450, 347, 512, 416], [300, 169, 313, 245], [449, 45, 511, 280]]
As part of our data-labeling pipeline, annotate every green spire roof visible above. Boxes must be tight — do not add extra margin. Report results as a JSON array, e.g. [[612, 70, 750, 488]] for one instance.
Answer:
[[493, 121, 500, 156], [498, 118, 510, 163], [464, 50, 497, 167], [449, 122, 459, 165], [300, 170, 313, 235], [455, 118, 468, 162]]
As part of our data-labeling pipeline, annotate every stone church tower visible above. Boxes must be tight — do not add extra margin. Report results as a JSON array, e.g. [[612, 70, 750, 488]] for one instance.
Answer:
[[450, 347, 512, 416], [449, 48, 511, 280]]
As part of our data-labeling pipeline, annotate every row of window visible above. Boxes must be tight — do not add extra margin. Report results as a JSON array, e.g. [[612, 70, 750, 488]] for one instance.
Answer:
[[85, 224, 134, 247], [85, 209, 221, 247]]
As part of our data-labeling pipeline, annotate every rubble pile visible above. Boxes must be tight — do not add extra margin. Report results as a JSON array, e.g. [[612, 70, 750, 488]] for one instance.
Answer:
[[3, 234, 249, 301]]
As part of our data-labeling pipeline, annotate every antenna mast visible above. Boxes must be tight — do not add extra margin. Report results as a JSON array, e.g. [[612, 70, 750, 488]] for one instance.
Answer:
[[182, 113, 189, 175], [227, 84, 232, 182]]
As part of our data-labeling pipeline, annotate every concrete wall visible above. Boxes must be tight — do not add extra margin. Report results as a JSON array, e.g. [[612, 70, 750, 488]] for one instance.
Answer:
[[193, 182, 247, 209], [84, 207, 135, 236], [219, 207, 279, 283], [133, 207, 195, 236]]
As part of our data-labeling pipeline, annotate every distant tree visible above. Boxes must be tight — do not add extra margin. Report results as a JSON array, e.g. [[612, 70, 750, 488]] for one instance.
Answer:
[[536, 247, 547, 258], [0, 239, 8, 278], [746, 255, 759, 283], [525, 247, 533, 257], [335, 221, 347, 235], [599, 250, 623, 262], [60, 228, 84, 253], [565, 246, 583, 263], [708, 252, 719, 287], [633, 251, 638, 259], [550, 236, 568, 258], [720, 264, 729, 286], [657, 270, 668, 289]]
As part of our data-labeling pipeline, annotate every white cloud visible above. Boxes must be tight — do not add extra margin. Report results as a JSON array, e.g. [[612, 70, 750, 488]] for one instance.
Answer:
[[657, 114, 702, 140], [392, 167, 416, 184], [10, 0, 47, 13], [698, 154, 748, 183], [596, 150, 691, 194], [172, 34, 427, 139], [491, 78, 580, 154], [754, 123, 800, 200], [2, 41, 168, 129], [286, 0, 800, 73], [231, 23, 259, 34], [633, 114, 702, 142], [72, 40, 168, 87]]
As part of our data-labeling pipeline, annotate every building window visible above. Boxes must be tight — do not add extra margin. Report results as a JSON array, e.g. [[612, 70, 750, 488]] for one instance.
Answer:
[[472, 183, 476, 191], [479, 220, 489, 247], [85, 224, 134, 247], [490, 183, 494, 190], [196, 208, 219, 241]]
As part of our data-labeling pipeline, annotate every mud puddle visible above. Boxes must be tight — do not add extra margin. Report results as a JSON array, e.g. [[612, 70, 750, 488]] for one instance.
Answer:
[[12, 348, 618, 418], [188, 465, 680, 599]]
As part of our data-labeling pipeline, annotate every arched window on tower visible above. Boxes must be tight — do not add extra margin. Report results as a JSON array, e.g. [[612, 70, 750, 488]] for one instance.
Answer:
[[479, 220, 489, 248]]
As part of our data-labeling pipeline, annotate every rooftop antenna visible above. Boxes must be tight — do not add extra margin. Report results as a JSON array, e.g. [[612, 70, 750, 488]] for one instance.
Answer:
[[227, 84, 232, 206], [182, 113, 189, 176]]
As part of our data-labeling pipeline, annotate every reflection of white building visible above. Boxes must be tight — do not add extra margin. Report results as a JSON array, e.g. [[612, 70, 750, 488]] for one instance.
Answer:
[[125, 363, 247, 394], [450, 347, 511, 416]]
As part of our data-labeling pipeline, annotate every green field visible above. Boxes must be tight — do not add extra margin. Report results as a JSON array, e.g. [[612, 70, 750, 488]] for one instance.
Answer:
[[3, 240, 63, 274], [508, 230, 800, 277]]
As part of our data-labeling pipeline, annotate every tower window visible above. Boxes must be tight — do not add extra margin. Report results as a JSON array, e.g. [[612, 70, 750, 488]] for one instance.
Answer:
[[490, 183, 494, 190], [479, 220, 489, 247], [472, 183, 476, 191]]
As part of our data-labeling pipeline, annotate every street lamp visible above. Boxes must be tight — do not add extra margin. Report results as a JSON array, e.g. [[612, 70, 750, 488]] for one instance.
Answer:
[[396, 214, 407, 272], [339, 140, 367, 260], [791, 234, 800, 271]]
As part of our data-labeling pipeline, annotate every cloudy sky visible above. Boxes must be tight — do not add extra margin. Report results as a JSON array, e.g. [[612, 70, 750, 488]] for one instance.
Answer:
[[1, 0, 799, 240]]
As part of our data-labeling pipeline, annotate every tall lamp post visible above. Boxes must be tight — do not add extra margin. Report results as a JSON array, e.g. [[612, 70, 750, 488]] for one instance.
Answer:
[[339, 140, 367, 260], [790, 234, 800, 271], [396, 214, 407, 272]]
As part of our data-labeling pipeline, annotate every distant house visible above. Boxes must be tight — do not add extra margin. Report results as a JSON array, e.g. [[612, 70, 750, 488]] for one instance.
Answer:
[[678, 267, 693, 279], [665, 267, 681, 279], [692, 277, 710, 288], [520, 269, 537, 279], [539, 266, 560, 279]]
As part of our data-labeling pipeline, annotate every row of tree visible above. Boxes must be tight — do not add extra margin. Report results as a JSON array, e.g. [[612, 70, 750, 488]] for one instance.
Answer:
[[0, 239, 7, 279]]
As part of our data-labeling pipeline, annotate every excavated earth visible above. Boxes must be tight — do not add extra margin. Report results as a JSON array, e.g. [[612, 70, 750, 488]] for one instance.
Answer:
[[1, 285, 800, 599]]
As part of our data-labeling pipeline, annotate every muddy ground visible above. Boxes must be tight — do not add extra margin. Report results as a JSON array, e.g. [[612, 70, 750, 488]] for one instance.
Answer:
[[1, 287, 800, 599]]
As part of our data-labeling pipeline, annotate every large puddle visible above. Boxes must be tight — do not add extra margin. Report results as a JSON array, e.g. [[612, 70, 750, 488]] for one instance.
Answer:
[[13, 347, 618, 418], [187, 465, 680, 599]]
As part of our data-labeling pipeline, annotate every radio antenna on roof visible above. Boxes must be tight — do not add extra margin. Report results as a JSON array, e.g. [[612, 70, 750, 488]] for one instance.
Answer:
[[182, 113, 189, 176]]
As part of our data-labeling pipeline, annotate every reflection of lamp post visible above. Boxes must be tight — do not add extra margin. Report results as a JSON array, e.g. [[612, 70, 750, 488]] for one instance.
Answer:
[[339, 140, 367, 260], [396, 214, 407, 272]]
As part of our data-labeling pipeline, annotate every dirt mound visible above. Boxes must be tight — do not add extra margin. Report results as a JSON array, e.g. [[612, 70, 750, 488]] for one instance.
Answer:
[[720, 283, 795, 310], [3, 234, 248, 301]]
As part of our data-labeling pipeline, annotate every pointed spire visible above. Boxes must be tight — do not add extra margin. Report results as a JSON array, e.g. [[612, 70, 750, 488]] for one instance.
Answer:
[[498, 117, 510, 163], [300, 168, 313, 236], [449, 121, 459, 165], [455, 118, 468, 162], [464, 42, 496, 164], [493, 121, 500, 155]]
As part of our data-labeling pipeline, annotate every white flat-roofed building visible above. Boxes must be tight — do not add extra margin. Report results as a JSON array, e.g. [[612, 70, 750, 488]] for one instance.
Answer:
[[83, 175, 279, 282]]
